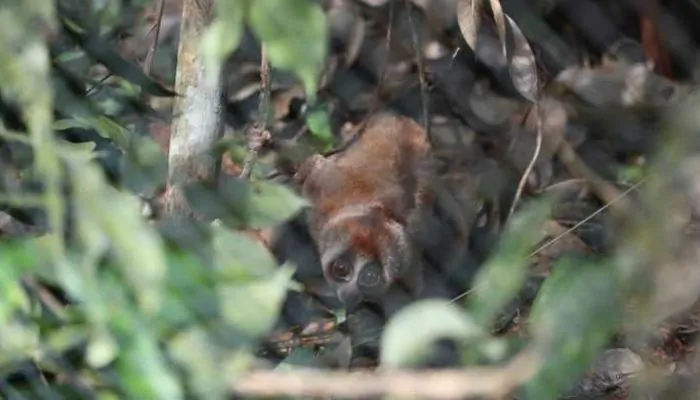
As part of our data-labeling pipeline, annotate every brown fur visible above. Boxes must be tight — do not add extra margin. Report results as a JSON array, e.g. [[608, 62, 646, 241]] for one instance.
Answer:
[[294, 113, 462, 307], [297, 113, 430, 231]]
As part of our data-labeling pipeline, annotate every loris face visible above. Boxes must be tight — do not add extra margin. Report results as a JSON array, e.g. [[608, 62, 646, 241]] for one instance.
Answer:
[[313, 206, 423, 309]]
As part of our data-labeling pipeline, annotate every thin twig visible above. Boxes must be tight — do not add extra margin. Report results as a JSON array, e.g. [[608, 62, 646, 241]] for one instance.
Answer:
[[240, 44, 272, 179], [527, 178, 645, 258], [374, 0, 396, 109], [449, 178, 645, 304], [508, 98, 543, 222], [85, 73, 113, 96], [556, 140, 633, 212], [233, 348, 539, 399], [406, 0, 431, 137], [144, 0, 166, 76], [256, 45, 271, 130]]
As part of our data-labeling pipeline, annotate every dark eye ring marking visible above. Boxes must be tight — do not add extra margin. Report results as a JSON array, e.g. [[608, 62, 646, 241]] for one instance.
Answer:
[[329, 257, 353, 282], [358, 262, 383, 288]]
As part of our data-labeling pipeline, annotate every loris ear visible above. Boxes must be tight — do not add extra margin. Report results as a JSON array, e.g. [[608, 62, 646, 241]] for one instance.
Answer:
[[382, 218, 422, 297], [293, 154, 327, 186]]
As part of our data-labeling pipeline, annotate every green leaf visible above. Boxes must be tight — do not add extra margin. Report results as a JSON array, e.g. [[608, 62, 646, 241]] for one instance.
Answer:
[[306, 104, 334, 151], [158, 286, 207, 335], [51, 70, 101, 120], [97, 391, 122, 400], [248, 0, 328, 99], [120, 134, 169, 197], [0, 240, 41, 323], [380, 299, 483, 367], [211, 224, 278, 279], [69, 160, 168, 313], [185, 177, 309, 230], [100, 281, 183, 400], [115, 318, 183, 400], [201, 0, 246, 82], [169, 327, 226, 400], [34, 235, 86, 299], [616, 164, 645, 185], [219, 263, 296, 339], [242, 179, 310, 229], [94, 0, 123, 29], [89, 116, 130, 144], [69, 115, 167, 196], [467, 198, 553, 325], [0, 239, 40, 274], [28, 0, 56, 25], [0, 319, 40, 365], [58, 13, 177, 97], [525, 257, 623, 400], [160, 249, 211, 328], [58, 138, 99, 161], [46, 325, 90, 355], [86, 329, 119, 368], [53, 118, 92, 131], [54, 48, 85, 63], [221, 349, 256, 380], [0, 278, 30, 325]]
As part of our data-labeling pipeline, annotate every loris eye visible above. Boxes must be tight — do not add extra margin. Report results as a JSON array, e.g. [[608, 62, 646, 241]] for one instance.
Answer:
[[329, 258, 353, 282], [358, 262, 383, 289]]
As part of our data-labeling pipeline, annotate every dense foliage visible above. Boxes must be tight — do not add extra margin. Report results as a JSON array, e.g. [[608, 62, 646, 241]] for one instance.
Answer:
[[1, 1, 700, 399]]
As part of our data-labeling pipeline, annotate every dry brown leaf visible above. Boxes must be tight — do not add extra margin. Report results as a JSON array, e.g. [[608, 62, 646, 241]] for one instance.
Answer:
[[555, 60, 685, 108], [523, 97, 569, 154], [457, 0, 483, 51], [504, 14, 537, 102], [489, 0, 507, 55]]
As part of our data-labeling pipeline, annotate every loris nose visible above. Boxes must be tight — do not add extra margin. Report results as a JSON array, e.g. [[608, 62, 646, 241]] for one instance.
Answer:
[[338, 286, 363, 311]]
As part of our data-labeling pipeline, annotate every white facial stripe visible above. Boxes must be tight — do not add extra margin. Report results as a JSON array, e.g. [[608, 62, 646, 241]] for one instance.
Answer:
[[354, 253, 372, 266], [321, 201, 383, 235], [320, 239, 351, 267]]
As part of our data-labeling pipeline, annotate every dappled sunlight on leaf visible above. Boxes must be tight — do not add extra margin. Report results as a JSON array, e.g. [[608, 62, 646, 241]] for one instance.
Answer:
[[219, 263, 296, 340], [381, 299, 483, 367], [211, 224, 278, 279], [69, 159, 168, 313], [185, 177, 309, 230]]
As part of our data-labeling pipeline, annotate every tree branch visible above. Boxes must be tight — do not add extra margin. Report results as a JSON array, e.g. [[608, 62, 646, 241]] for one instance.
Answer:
[[232, 349, 539, 399], [164, 0, 223, 218], [240, 44, 272, 180]]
